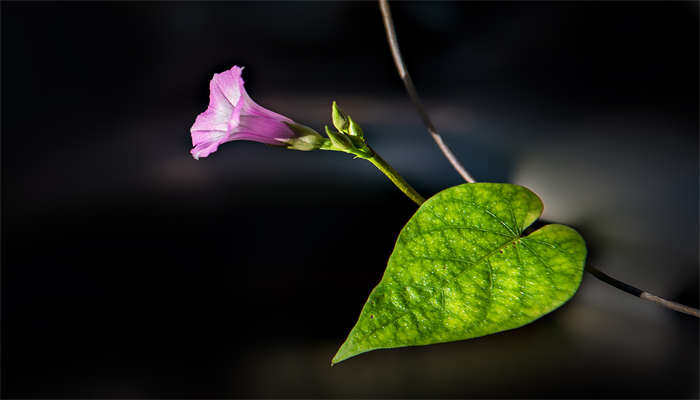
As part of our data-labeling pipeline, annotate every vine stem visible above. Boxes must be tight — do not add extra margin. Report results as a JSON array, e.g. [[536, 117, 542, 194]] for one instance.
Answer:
[[377, 0, 699, 319], [378, 0, 476, 184]]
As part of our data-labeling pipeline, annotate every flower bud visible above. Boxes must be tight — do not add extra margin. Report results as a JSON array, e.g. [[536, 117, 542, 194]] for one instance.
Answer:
[[332, 101, 350, 134], [347, 116, 364, 138], [324, 125, 354, 151]]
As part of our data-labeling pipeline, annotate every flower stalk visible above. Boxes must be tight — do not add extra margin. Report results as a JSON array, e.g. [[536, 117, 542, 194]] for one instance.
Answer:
[[323, 101, 425, 205], [366, 149, 425, 205]]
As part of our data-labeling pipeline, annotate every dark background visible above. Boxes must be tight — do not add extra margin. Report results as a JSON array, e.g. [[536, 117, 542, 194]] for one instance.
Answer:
[[2, 1, 698, 398]]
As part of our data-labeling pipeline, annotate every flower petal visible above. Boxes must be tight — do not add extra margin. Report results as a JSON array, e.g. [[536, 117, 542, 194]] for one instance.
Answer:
[[190, 130, 231, 160], [191, 107, 230, 134], [190, 67, 243, 135], [212, 66, 244, 108], [238, 85, 293, 123], [232, 115, 296, 145]]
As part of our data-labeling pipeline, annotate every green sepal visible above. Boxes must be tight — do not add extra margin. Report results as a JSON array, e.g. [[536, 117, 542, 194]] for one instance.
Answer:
[[282, 122, 328, 151]]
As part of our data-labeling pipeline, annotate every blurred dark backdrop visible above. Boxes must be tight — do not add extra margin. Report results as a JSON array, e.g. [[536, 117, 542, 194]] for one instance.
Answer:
[[2, 1, 698, 398]]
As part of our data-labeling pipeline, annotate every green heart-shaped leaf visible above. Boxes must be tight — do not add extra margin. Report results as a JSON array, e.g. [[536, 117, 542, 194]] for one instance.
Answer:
[[333, 183, 586, 364]]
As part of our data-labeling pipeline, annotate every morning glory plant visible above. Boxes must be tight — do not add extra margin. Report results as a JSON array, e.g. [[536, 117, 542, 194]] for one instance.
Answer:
[[188, 0, 699, 365]]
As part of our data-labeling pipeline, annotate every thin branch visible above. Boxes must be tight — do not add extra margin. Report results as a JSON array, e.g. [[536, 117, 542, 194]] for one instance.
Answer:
[[378, 0, 699, 319], [586, 265, 699, 318], [378, 0, 476, 183]]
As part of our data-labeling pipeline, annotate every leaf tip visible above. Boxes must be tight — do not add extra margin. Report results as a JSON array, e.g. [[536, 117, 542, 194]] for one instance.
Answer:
[[332, 337, 367, 365], [331, 344, 351, 365]]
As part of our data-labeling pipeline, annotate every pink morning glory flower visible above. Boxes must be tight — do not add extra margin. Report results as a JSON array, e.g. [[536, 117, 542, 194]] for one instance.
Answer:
[[190, 66, 323, 159]]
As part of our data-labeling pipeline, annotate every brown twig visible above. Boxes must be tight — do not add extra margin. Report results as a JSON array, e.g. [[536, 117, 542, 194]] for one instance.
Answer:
[[586, 265, 699, 318], [378, 0, 476, 183], [377, 0, 699, 319]]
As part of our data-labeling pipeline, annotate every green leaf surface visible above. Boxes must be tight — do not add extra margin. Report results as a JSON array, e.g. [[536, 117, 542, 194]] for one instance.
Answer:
[[333, 183, 586, 364]]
